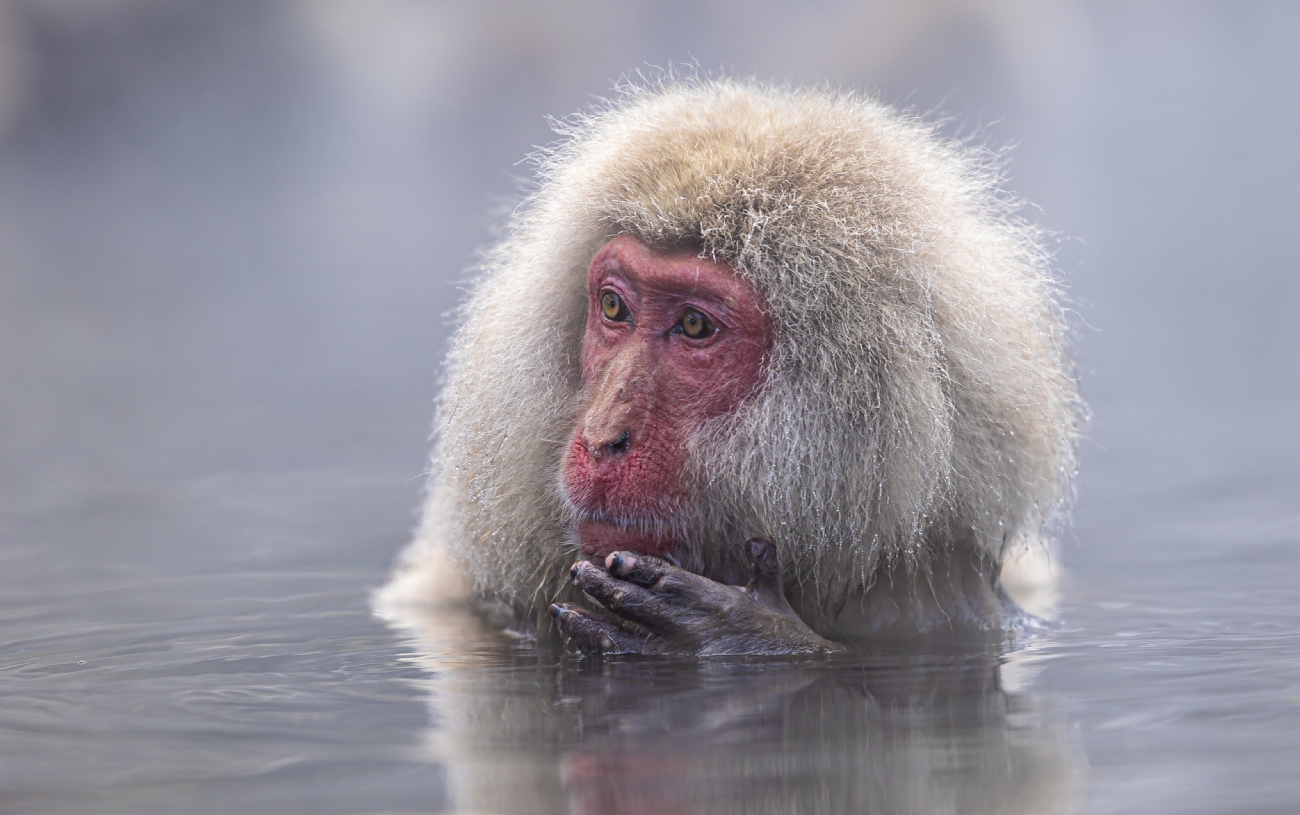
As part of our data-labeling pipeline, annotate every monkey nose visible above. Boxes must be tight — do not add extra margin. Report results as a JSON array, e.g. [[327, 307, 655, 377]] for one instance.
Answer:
[[587, 429, 632, 460], [606, 430, 632, 457]]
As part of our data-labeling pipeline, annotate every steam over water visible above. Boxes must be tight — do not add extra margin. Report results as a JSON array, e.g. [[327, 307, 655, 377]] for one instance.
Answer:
[[1, 3, 1297, 813]]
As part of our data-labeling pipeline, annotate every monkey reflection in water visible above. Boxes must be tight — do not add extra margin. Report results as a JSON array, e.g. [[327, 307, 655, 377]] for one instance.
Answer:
[[384, 606, 1081, 815], [375, 76, 1084, 814]]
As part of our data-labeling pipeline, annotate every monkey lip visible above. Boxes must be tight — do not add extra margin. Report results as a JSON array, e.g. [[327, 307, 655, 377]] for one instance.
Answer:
[[575, 518, 680, 558]]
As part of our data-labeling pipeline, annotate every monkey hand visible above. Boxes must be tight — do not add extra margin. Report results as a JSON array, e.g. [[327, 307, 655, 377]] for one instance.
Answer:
[[550, 537, 846, 656]]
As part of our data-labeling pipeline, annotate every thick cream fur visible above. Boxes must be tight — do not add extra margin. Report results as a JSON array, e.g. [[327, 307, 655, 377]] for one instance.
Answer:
[[379, 79, 1082, 635]]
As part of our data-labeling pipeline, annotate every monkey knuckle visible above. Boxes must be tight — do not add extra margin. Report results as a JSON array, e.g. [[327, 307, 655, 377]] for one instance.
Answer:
[[649, 574, 674, 593], [575, 566, 613, 593], [627, 567, 662, 588], [709, 593, 752, 620]]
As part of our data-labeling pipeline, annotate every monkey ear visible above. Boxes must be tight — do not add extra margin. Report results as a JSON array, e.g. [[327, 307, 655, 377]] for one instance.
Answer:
[[742, 537, 799, 619]]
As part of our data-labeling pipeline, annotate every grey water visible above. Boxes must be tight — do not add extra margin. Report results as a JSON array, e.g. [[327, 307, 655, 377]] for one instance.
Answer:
[[1, 3, 1297, 814]]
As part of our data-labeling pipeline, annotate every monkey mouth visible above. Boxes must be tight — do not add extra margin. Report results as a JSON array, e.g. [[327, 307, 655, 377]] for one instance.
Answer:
[[572, 513, 684, 558]]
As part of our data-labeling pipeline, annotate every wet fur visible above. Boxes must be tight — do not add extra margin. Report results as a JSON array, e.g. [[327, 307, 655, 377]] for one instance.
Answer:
[[380, 78, 1083, 638]]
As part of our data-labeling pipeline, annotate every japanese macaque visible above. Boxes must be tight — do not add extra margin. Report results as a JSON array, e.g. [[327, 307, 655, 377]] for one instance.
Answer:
[[379, 78, 1082, 654]]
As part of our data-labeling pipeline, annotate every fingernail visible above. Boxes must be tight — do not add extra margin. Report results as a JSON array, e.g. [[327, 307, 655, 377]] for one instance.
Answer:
[[569, 562, 581, 578], [606, 551, 637, 575], [549, 603, 562, 618]]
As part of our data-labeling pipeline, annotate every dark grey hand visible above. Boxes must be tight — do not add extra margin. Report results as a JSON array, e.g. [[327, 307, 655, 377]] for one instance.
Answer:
[[550, 537, 845, 656]]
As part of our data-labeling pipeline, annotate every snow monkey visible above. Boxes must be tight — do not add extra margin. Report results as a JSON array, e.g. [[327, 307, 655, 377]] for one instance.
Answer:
[[381, 78, 1082, 655]]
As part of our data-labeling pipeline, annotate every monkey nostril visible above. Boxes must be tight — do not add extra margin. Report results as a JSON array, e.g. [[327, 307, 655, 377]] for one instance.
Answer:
[[605, 430, 632, 458]]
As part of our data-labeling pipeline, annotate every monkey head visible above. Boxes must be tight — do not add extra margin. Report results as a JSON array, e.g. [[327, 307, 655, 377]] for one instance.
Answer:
[[561, 236, 771, 559]]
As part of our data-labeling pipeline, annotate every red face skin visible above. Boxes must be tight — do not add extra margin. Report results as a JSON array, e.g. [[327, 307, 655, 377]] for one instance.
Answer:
[[560, 236, 771, 559]]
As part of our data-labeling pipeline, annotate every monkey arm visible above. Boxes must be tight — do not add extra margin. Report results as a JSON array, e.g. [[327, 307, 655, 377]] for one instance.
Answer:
[[550, 538, 846, 656]]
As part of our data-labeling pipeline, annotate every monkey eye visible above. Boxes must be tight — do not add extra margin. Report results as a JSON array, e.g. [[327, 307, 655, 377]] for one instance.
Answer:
[[678, 308, 716, 340], [600, 290, 630, 322]]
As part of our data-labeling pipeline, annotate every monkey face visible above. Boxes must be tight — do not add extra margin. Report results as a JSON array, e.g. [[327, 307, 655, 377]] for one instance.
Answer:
[[560, 235, 771, 559]]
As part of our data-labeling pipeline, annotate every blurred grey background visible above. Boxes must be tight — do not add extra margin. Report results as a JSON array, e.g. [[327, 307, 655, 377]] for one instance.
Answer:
[[0, 0, 1296, 584]]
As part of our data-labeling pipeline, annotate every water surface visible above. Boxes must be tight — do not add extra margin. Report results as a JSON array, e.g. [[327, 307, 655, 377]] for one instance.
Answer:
[[2, 440, 1296, 814]]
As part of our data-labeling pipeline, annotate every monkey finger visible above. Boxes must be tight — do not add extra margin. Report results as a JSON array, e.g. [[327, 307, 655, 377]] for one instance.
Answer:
[[744, 537, 779, 578], [604, 551, 710, 597], [742, 537, 799, 618], [550, 603, 660, 654], [570, 560, 688, 632], [744, 537, 781, 593]]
